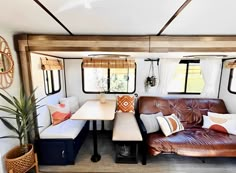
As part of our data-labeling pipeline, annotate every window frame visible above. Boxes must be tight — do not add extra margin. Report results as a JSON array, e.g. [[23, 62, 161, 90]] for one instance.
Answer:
[[168, 60, 202, 95], [81, 62, 137, 94], [43, 70, 61, 95], [228, 67, 236, 94]]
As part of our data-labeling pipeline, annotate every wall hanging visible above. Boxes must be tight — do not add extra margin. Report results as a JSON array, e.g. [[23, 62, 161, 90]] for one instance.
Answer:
[[0, 36, 14, 89]]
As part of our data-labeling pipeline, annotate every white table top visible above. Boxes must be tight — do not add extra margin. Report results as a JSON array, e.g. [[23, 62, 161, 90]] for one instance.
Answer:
[[71, 100, 116, 120]]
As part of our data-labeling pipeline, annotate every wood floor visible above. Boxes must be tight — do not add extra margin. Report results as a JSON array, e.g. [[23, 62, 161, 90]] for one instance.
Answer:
[[39, 131, 236, 173]]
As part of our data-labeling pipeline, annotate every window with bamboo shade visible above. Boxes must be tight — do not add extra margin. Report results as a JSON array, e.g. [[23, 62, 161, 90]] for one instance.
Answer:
[[41, 58, 62, 95], [226, 60, 236, 94], [82, 58, 136, 93]]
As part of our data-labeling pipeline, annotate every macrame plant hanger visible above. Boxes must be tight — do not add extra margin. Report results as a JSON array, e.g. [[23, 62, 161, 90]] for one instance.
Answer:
[[146, 61, 156, 87]]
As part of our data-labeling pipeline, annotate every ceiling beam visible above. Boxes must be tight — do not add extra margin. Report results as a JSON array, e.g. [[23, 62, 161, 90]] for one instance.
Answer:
[[15, 34, 236, 53], [157, 0, 192, 36]]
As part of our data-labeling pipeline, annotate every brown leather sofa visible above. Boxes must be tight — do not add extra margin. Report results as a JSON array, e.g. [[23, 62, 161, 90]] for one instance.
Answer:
[[136, 96, 236, 165]]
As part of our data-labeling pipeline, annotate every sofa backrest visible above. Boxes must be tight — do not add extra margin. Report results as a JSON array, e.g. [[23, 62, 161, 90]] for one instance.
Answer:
[[138, 96, 228, 125]]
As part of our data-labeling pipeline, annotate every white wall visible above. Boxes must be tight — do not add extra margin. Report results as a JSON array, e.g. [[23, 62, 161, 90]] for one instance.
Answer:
[[0, 29, 21, 173], [65, 58, 221, 103], [65, 58, 221, 130], [30, 53, 66, 133], [219, 60, 236, 113], [65, 58, 161, 104]]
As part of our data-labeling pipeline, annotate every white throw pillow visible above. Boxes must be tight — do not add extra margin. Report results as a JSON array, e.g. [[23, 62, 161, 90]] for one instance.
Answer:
[[203, 115, 236, 135], [140, 112, 163, 134], [208, 112, 236, 119], [157, 114, 184, 137], [60, 96, 79, 114]]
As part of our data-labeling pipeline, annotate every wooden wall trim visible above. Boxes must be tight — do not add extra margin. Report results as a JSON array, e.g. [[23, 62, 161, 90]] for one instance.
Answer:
[[150, 36, 236, 52], [22, 35, 150, 52], [14, 35, 33, 96], [15, 34, 236, 95]]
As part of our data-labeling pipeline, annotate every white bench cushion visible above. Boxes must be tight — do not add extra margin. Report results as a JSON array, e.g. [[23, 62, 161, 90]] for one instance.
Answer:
[[112, 112, 142, 141], [40, 119, 86, 139]]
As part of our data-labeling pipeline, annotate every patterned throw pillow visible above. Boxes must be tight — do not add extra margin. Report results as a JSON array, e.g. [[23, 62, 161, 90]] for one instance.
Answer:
[[156, 114, 184, 137], [48, 104, 71, 125], [117, 95, 134, 112], [140, 112, 163, 134], [202, 115, 236, 135]]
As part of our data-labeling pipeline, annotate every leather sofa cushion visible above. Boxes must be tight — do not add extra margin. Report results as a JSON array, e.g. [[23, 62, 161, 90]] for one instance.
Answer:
[[147, 126, 236, 157], [138, 97, 228, 125]]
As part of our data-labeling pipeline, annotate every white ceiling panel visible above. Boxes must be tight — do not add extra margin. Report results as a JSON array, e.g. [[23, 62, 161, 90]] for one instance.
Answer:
[[0, 0, 68, 34], [163, 0, 236, 35], [41, 0, 185, 35]]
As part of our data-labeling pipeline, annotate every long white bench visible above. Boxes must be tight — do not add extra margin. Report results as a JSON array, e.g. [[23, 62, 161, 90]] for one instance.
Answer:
[[36, 96, 89, 165], [112, 112, 142, 163]]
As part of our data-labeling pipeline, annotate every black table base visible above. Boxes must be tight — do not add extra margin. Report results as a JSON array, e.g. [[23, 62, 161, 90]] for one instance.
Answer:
[[91, 120, 101, 162]]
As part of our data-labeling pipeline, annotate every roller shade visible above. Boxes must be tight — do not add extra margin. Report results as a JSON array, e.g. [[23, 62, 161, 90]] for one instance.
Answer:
[[224, 60, 236, 69], [82, 58, 135, 68], [41, 58, 63, 70]]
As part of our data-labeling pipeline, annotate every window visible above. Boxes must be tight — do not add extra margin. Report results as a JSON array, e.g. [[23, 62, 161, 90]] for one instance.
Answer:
[[82, 60, 136, 94], [43, 70, 61, 95], [228, 68, 236, 93], [168, 60, 204, 94]]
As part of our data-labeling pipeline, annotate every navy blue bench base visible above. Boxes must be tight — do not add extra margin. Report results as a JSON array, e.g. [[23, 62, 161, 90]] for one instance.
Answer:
[[36, 121, 89, 165]]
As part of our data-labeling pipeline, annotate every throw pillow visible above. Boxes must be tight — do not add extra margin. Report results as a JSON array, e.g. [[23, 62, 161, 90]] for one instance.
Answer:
[[48, 103, 71, 125], [208, 112, 236, 119], [140, 112, 163, 134], [117, 95, 134, 112], [202, 115, 236, 135], [156, 114, 184, 137], [60, 96, 79, 114]]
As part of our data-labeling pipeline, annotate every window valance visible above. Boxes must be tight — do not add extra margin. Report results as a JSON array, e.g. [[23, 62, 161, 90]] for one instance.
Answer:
[[41, 58, 63, 70], [82, 58, 135, 68]]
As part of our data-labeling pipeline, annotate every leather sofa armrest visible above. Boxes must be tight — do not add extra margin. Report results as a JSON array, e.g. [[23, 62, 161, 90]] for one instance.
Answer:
[[135, 114, 147, 136]]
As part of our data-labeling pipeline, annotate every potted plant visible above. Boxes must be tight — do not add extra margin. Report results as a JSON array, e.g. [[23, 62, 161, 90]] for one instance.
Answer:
[[0, 88, 41, 173]]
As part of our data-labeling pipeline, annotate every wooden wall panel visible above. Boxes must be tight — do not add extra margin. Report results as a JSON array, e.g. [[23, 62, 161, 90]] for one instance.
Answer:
[[150, 36, 236, 52], [15, 34, 236, 96]]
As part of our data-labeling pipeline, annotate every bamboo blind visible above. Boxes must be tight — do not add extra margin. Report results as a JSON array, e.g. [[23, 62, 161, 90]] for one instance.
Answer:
[[41, 58, 63, 70], [82, 58, 135, 68], [224, 60, 236, 69]]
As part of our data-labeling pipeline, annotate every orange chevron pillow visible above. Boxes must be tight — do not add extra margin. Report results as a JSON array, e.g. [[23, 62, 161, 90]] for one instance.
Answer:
[[117, 95, 134, 112]]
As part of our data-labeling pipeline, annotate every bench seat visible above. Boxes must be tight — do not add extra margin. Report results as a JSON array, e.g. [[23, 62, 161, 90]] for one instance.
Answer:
[[112, 112, 142, 141], [40, 119, 86, 139]]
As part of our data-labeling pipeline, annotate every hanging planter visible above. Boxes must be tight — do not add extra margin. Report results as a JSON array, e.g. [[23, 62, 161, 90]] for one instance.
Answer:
[[145, 61, 157, 87]]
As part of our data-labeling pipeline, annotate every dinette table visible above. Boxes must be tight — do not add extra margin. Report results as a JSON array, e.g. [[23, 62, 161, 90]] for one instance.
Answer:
[[71, 99, 116, 162]]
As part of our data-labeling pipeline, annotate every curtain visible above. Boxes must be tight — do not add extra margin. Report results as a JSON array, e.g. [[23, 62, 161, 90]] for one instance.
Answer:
[[200, 58, 222, 98], [82, 58, 135, 68], [157, 58, 180, 95]]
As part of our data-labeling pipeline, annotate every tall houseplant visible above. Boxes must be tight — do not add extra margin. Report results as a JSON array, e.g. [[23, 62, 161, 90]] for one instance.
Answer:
[[0, 88, 42, 172]]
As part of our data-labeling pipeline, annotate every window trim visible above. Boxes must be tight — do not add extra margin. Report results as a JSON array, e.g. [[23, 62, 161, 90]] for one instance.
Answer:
[[228, 67, 236, 94], [168, 60, 201, 95], [43, 70, 61, 95], [81, 62, 137, 94]]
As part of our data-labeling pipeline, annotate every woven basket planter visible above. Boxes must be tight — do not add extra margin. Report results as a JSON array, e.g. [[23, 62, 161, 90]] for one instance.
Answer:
[[5, 144, 35, 173]]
